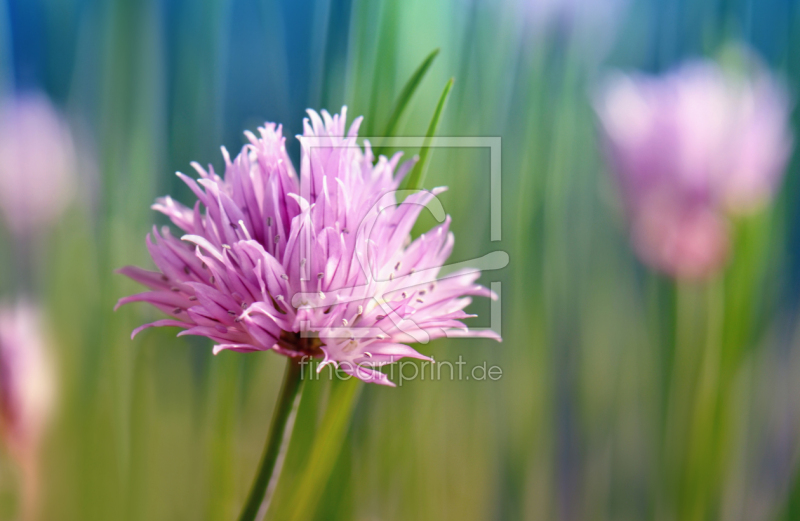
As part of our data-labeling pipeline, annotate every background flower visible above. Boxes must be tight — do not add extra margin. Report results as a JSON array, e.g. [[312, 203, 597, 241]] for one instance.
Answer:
[[595, 49, 792, 278], [0, 302, 55, 520], [0, 93, 76, 236]]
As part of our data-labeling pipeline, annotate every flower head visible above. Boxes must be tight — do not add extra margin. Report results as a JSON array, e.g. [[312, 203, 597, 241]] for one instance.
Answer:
[[0, 93, 76, 235], [117, 108, 498, 385], [595, 51, 792, 279]]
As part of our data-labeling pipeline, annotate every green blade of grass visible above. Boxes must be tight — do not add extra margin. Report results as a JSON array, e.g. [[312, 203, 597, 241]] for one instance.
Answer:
[[373, 48, 440, 158], [403, 77, 455, 191]]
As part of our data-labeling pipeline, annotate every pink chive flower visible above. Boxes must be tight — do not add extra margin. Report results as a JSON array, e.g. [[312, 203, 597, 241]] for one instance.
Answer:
[[0, 303, 55, 516], [0, 93, 76, 235], [0, 303, 55, 456], [116, 108, 499, 386], [595, 52, 792, 279]]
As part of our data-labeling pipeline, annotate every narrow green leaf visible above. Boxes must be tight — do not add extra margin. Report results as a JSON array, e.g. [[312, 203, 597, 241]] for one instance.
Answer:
[[403, 77, 455, 191], [373, 48, 440, 158]]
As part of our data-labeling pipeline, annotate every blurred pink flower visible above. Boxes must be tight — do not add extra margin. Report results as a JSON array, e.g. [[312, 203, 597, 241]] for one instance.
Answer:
[[0, 93, 76, 235], [0, 303, 54, 455], [117, 108, 499, 386], [0, 303, 55, 518], [595, 53, 792, 279]]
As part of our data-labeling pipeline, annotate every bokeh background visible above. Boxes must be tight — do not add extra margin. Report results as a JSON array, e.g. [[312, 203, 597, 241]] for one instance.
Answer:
[[2, 0, 800, 519]]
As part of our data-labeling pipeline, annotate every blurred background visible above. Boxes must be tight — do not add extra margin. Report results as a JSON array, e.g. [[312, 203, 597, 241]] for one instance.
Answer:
[[2, 0, 800, 519]]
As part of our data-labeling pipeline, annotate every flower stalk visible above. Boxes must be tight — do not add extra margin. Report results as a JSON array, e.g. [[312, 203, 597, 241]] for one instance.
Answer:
[[238, 355, 305, 521]]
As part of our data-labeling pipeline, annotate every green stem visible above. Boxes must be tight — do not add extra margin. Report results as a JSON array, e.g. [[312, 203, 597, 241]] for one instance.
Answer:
[[683, 279, 724, 520], [238, 357, 305, 521], [660, 283, 702, 520], [285, 378, 361, 521]]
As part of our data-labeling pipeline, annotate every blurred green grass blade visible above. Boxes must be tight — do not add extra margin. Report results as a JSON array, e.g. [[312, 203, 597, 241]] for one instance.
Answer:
[[363, 0, 399, 137], [282, 378, 361, 521], [403, 77, 454, 191], [373, 48, 440, 157]]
